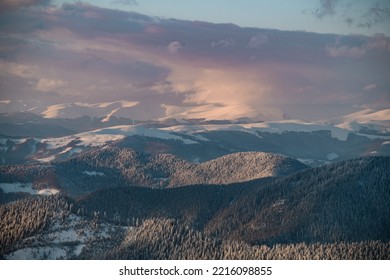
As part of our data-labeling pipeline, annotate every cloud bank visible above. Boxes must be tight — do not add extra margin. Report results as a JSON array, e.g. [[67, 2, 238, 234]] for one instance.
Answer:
[[0, 3, 389, 121]]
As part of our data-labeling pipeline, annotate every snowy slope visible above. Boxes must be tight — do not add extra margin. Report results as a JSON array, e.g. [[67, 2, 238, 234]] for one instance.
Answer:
[[162, 120, 352, 141], [331, 109, 390, 134], [0, 124, 198, 164], [35, 101, 139, 119], [1, 115, 390, 165]]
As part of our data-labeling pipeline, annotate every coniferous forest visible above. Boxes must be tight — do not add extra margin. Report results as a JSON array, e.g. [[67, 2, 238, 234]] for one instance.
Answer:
[[1, 149, 389, 260]]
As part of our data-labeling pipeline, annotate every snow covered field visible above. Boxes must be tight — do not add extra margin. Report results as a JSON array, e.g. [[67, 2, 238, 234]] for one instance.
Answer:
[[0, 183, 59, 196]]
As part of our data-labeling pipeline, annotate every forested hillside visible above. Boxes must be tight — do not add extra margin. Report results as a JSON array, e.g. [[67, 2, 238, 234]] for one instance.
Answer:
[[0, 147, 307, 196], [1, 156, 389, 260]]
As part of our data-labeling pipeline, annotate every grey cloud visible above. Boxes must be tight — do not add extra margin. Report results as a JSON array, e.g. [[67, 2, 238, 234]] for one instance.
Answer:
[[111, 0, 138, 6], [1, 2, 389, 120], [0, 0, 51, 13], [211, 38, 237, 48], [306, 0, 390, 31], [358, 3, 390, 28], [249, 33, 268, 48], [326, 44, 366, 58], [325, 34, 390, 58], [364, 83, 377, 91], [344, 17, 354, 26], [312, 0, 339, 19]]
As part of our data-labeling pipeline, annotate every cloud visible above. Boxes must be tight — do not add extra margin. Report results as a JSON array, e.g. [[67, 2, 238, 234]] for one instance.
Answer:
[[157, 62, 291, 121], [0, 0, 50, 13], [111, 0, 138, 6], [344, 17, 354, 26], [35, 78, 68, 92], [162, 103, 259, 121], [311, 0, 339, 19], [366, 35, 390, 50], [306, 1, 390, 32], [364, 84, 377, 91], [325, 36, 369, 58], [1, 2, 389, 121], [326, 44, 366, 58], [211, 38, 237, 48], [358, 3, 390, 28], [0, 61, 37, 78], [248, 33, 268, 48], [167, 41, 182, 54]]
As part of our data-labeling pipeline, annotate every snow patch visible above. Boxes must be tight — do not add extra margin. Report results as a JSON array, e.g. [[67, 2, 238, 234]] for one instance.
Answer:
[[101, 107, 120, 122], [326, 152, 339, 160], [35, 155, 56, 163], [69, 148, 83, 155], [74, 244, 85, 256], [272, 199, 285, 207], [6, 246, 67, 260], [43, 136, 74, 149], [0, 183, 35, 194], [163, 121, 352, 141], [83, 171, 104, 176], [297, 158, 330, 166], [37, 189, 60, 196], [58, 146, 73, 154], [77, 133, 125, 147], [0, 183, 59, 196], [92, 125, 198, 144]]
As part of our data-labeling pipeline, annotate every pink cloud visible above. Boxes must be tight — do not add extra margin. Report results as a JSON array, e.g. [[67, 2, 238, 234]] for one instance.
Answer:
[[364, 84, 377, 91], [167, 41, 182, 54], [326, 45, 366, 58], [0, 2, 389, 121]]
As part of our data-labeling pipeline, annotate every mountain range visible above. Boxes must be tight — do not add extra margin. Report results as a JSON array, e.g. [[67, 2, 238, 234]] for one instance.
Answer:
[[1, 155, 389, 260], [0, 111, 389, 259], [0, 147, 307, 197], [1, 3, 390, 261], [0, 110, 389, 167]]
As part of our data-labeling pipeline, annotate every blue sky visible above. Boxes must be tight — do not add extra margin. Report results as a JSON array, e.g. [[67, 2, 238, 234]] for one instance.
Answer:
[[53, 0, 390, 36]]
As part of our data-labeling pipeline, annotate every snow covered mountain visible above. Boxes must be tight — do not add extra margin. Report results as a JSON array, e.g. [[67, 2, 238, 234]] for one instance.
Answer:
[[0, 100, 140, 120], [330, 109, 390, 135], [1, 113, 390, 166], [0, 108, 389, 165]]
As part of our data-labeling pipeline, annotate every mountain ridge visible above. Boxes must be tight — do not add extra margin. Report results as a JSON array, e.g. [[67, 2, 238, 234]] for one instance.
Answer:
[[0, 147, 308, 197], [1, 112, 389, 166], [2, 155, 388, 260]]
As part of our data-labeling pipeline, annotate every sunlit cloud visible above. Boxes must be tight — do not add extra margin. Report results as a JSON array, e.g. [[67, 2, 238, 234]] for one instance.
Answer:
[[364, 84, 377, 91], [35, 78, 68, 92], [0, 61, 38, 78], [248, 33, 268, 48], [167, 41, 182, 54], [0, 2, 389, 121]]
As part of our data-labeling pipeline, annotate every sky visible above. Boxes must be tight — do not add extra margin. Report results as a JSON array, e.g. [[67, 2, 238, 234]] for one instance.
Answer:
[[52, 0, 390, 36], [0, 0, 389, 121]]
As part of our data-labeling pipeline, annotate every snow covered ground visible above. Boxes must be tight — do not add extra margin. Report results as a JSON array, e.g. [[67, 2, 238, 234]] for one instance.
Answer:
[[2, 115, 390, 165], [5, 214, 129, 260], [83, 171, 105, 176], [0, 183, 59, 196], [162, 120, 354, 141]]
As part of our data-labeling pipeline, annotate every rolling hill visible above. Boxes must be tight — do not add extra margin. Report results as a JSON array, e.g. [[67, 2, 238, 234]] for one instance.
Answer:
[[1, 156, 388, 259], [0, 147, 307, 197]]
